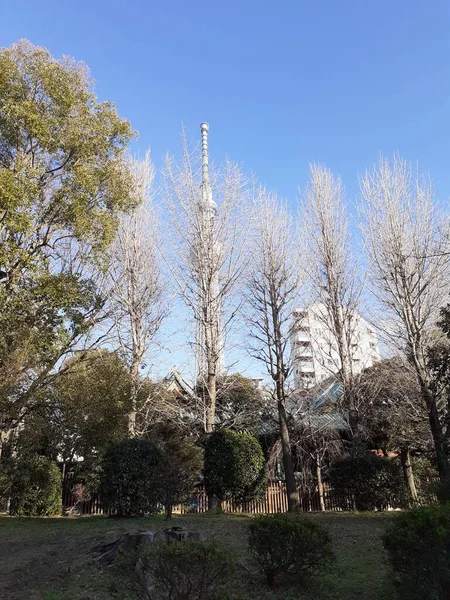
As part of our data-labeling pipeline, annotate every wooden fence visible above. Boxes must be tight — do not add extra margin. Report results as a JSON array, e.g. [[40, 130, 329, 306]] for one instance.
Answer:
[[62, 473, 355, 516]]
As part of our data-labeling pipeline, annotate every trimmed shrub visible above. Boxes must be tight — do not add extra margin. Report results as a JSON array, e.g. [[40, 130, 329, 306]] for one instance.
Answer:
[[8, 455, 62, 516], [139, 540, 235, 600], [248, 513, 335, 587], [204, 429, 266, 504], [100, 438, 162, 516], [328, 453, 405, 510], [383, 504, 450, 599]]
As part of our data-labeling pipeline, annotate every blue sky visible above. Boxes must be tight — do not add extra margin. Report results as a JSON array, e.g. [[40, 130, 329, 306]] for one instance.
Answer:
[[3, 0, 450, 379]]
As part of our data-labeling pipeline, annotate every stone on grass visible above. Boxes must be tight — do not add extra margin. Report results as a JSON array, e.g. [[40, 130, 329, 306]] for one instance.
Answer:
[[95, 526, 202, 567]]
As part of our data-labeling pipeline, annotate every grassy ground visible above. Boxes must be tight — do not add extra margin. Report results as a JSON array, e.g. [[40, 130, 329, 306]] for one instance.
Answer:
[[0, 511, 395, 600]]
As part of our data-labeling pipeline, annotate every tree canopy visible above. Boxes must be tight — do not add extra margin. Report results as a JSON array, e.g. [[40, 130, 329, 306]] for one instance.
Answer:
[[0, 41, 135, 443]]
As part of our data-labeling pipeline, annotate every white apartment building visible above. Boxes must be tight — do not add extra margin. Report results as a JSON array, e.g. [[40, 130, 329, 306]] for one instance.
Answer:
[[290, 303, 380, 390]]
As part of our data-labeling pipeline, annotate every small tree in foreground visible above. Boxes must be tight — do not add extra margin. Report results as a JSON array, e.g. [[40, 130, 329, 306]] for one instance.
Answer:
[[248, 513, 335, 587], [204, 429, 266, 505]]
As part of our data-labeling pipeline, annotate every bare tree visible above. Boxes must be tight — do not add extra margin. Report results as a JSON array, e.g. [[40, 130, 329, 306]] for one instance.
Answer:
[[108, 152, 167, 436], [360, 155, 450, 480], [299, 164, 363, 425], [292, 414, 343, 512], [163, 124, 248, 433], [355, 356, 431, 502], [244, 189, 301, 511]]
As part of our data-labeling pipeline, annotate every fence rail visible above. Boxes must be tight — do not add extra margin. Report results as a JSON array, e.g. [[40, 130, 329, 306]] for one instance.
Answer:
[[62, 473, 355, 516]]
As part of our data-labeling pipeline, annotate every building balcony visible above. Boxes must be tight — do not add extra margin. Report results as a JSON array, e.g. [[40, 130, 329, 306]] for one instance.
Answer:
[[294, 346, 313, 357], [294, 331, 311, 343]]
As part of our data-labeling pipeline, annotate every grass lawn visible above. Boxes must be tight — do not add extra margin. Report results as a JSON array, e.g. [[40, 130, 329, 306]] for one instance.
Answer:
[[0, 511, 395, 600]]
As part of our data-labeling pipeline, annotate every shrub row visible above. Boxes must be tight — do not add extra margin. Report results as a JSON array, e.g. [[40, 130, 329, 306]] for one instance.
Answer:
[[138, 506, 450, 599], [101, 430, 267, 517], [138, 513, 335, 598], [0, 430, 268, 517]]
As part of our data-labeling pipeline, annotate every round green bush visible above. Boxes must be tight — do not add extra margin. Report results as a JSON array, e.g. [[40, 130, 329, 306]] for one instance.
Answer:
[[9, 455, 62, 516], [248, 513, 335, 587], [100, 438, 162, 516], [139, 540, 235, 600], [383, 504, 450, 599], [204, 429, 267, 503], [328, 453, 405, 510]]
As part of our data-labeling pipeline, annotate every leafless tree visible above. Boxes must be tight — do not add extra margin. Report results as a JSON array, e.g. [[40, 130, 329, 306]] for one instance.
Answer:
[[299, 164, 364, 423], [244, 189, 301, 511], [355, 356, 431, 502], [163, 125, 248, 433], [292, 414, 343, 511], [108, 151, 167, 435], [360, 155, 450, 480]]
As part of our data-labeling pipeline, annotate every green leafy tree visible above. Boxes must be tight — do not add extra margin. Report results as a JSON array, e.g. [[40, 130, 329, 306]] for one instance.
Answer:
[[0, 40, 135, 447], [204, 429, 267, 505], [17, 350, 132, 464]]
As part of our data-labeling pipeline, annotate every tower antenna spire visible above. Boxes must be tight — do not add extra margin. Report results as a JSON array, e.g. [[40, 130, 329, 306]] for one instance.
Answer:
[[200, 122, 216, 212]]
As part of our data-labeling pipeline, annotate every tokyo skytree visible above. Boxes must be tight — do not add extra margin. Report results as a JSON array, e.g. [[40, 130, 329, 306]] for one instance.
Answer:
[[194, 122, 224, 381]]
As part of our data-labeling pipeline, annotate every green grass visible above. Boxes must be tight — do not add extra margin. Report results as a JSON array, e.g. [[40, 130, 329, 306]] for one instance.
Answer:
[[0, 511, 395, 599]]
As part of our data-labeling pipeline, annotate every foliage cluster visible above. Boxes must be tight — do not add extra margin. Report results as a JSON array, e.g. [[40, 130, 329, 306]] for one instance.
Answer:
[[100, 438, 162, 516], [100, 437, 202, 517], [204, 429, 267, 504], [139, 540, 235, 600], [5, 455, 62, 516], [154, 425, 203, 518], [248, 513, 335, 587], [383, 504, 450, 599], [0, 40, 135, 442], [329, 453, 405, 511]]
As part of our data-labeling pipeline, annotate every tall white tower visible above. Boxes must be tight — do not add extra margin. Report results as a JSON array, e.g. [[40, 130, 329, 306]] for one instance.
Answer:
[[195, 123, 224, 381]]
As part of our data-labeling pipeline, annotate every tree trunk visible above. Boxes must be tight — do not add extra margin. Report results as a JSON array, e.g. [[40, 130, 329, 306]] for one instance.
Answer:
[[316, 454, 326, 512], [208, 494, 222, 512], [400, 447, 418, 504], [205, 371, 216, 434], [128, 360, 140, 437], [277, 400, 297, 512], [427, 395, 449, 484]]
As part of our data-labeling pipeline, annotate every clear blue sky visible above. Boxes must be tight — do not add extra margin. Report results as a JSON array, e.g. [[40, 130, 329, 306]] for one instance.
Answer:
[[3, 0, 450, 201], [3, 0, 450, 378]]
